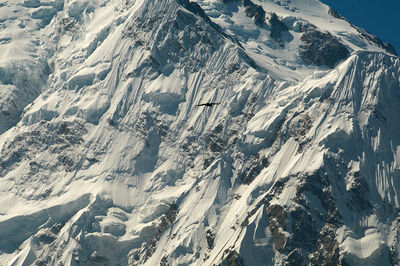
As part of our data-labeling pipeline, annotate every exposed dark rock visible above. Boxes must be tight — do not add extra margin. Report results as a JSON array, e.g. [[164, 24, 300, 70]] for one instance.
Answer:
[[240, 171, 341, 264], [289, 207, 318, 252], [327, 6, 398, 56], [295, 172, 342, 225], [220, 0, 239, 3], [300, 29, 350, 68], [177, 0, 212, 23], [203, 157, 214, 169], [0, 120, 87, 176], [58, 17, 75, 32], [238, 154, 268, 185], [328, 7, 345, 20], [160, 256, 169, 266], [35, 258, 51, 266], [347, 172, 372, 212], [241, 176, 289, 227], [106, 117, 115, 126], [289, 170, 344, 265], [50, 223, 64, 235], [310, 224, 340, 266], [176, 0, 243, 48], [219, 250, 244, 266], [209, 140, 223, 153], [283, 113, 313, 153], [206, 229, 216, 249], [160, 203, 179, 231], [86, 157, 99, 164], [142, 202, 179, 263], [267, 205, 287, 229], [39, 188, 54, 200], [269, 220, 287, 252], [289, 114, 312, 142], [360, 31, 398, 56], [269, 13, 288, 41], [372, 104, 387, 123], [390, 244, 399, 266], [37, 232, 56, 244], [286, 249, 307, 266], [326, 3, 398, 58], [242, 164, 263, 184], [213, 124, 224, 134], [242, 0, 265, 26], [203, 132, 228, 168]]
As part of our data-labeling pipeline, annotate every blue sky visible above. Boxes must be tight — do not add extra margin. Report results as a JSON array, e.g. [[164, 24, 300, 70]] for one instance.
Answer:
[[320, 0, 400, 54]]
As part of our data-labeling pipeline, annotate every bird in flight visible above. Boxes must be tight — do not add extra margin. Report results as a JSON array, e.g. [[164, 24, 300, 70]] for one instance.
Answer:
[[195, 102, 221, 107]]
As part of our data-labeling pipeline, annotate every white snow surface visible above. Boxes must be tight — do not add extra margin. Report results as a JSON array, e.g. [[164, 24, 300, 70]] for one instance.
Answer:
[[0, 0, 399, 265]]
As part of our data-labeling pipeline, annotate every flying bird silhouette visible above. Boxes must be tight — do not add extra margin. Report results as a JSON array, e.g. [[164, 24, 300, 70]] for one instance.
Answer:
[[195, 102, 221, 107]]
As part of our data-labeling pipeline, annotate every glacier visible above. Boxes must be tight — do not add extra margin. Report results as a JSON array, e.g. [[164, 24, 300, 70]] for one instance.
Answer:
[[0, 0, 399, 265]]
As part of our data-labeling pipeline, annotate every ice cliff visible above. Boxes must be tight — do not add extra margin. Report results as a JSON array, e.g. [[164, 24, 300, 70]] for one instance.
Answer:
[[0, 0, 399, 265]]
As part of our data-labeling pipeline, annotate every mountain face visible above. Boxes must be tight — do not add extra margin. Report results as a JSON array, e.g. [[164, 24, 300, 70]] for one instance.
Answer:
[[0, 0, 399, 265]]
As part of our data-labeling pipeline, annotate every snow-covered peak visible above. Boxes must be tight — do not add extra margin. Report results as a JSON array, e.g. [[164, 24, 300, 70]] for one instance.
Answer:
[[0, 0, 399, 265], [193, 0, 395, 81]]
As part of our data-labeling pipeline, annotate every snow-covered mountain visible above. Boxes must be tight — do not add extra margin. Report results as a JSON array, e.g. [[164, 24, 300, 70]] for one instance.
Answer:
[[0, 0, 399, 265]]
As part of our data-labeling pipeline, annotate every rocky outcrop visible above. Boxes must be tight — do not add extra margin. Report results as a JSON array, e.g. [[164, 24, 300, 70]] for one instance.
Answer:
[[242, 0, 266, 26], [328, 7, 398, 56], [219, 0, 266, 27], [360, 31, 398, 56], [219, 250, 244, 266], [300, 29, 350, 67], [267, 205, 287, 252], [269, 13, 288, 41], [328, 7, 345, 20], [310, 224, 341, 265]]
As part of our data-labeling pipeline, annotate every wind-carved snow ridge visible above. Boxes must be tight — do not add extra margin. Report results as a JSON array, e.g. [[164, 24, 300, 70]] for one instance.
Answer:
[[0, 0, 400, 265]]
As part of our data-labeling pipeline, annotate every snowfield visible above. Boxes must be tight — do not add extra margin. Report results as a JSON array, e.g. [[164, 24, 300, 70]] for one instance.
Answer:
[[0, 0, 399, 265]]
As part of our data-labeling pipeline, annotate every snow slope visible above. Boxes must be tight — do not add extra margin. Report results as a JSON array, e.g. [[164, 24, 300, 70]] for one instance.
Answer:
[[0, 0, 399, 265]]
